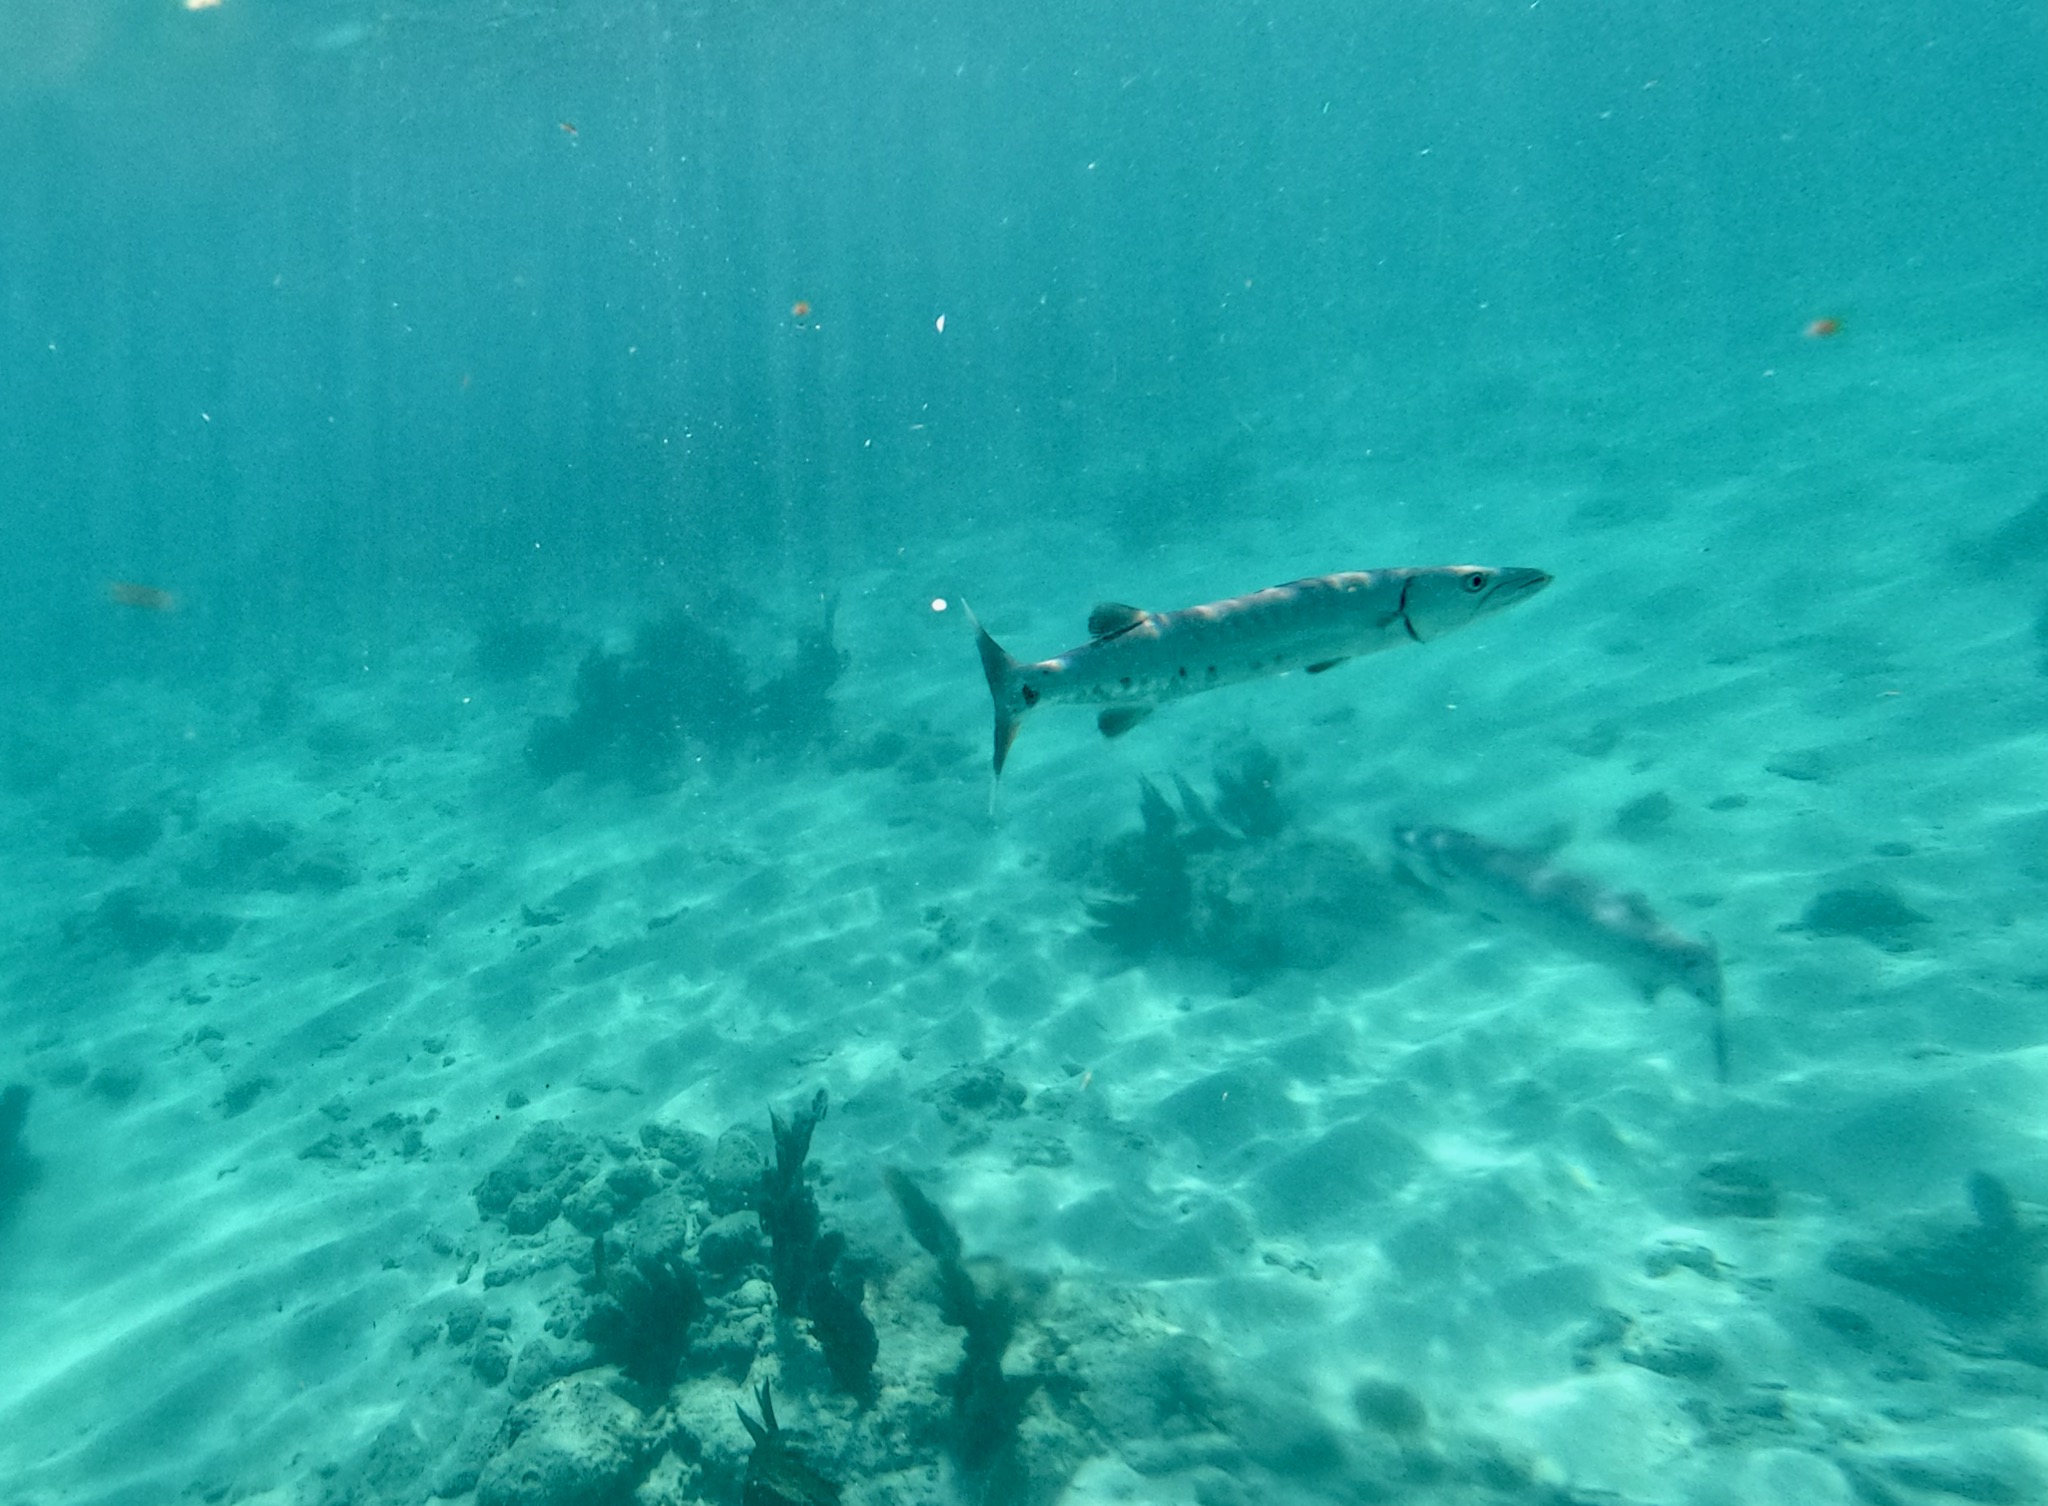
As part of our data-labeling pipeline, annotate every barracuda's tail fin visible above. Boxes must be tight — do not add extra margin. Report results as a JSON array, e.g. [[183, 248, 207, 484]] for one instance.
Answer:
[[962, 601, 1030, 776]]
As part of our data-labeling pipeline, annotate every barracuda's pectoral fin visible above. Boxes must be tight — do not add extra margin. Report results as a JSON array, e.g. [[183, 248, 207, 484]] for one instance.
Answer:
[[1097, 706, 1155, 738], [1305, 657, 1350, 674], [1087, 603, 1147, 640]]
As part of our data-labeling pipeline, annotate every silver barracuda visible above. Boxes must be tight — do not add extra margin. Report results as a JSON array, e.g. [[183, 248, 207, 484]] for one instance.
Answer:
[[966, 564, 1551, 776], [1395, 824, 1729, 1081]]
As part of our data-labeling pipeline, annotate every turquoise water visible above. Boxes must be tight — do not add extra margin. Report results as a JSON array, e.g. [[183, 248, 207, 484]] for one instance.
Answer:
[[4, 4, 2047, 1504]]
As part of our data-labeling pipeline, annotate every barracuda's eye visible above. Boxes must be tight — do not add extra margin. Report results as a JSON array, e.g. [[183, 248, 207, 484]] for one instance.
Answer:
[[1463, 571, 1490, 593]]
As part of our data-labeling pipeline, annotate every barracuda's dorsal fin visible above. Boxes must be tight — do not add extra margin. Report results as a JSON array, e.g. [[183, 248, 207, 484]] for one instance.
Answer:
[[1097, 706, 1154, 738], [1087, 603, 1147, 640]]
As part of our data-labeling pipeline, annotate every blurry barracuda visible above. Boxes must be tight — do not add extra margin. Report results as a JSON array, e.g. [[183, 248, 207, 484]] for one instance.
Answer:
[[966, 564, 1551, 776], [1395, 824, 1729, 1081]]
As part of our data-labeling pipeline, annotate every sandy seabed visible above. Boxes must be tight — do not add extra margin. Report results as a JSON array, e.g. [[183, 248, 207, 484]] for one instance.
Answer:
[[4, 314, 2048, 1506]]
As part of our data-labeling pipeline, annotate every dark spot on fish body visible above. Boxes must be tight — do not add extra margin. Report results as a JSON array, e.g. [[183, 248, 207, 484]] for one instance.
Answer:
[[1206, 666, 1218, 679], [1021, 686, 1039, 706], [1177, 667, 1188, 678], [1120, 677, 1131, 688]]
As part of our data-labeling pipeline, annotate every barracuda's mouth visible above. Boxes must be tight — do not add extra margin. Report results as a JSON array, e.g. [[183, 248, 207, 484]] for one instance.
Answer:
[[1491, 567, 1553, 606]]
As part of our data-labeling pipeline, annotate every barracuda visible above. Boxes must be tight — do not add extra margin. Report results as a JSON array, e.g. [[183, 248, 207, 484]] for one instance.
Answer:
[[1394, 823, 1729, 1081], [966, 564, 1551, 776]]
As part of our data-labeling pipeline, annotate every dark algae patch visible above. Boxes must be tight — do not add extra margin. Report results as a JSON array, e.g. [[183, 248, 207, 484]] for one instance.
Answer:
[[758, 1089, 878, 1402], [1791, 883, 1931, 952], [738, 1381, 842, 1506], [1827, 1173, 2047, 1322], [583, 1237, 702, 1397], [885, 1168, 1037, 1474], [1085, 748, 1389, 978], [525, 600, 846, 788]]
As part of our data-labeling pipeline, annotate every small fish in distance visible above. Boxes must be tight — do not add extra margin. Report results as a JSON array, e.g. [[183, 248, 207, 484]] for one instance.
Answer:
[[965, 564, 1550, 776], [1395, 823, 1729, 1081], [108, 581, 177, 612]]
